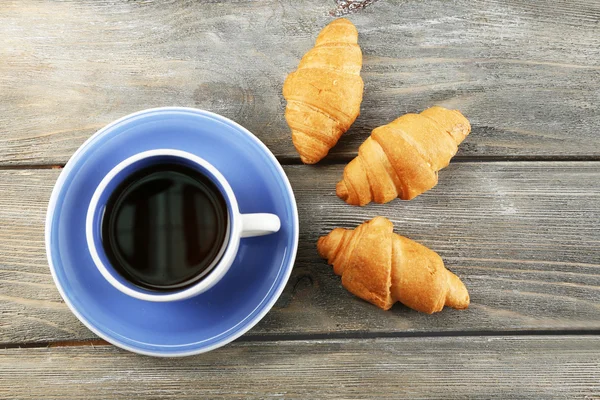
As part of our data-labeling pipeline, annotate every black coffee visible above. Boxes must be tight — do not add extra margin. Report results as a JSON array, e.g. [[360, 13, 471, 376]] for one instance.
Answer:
[[101, 163, 229, 291]]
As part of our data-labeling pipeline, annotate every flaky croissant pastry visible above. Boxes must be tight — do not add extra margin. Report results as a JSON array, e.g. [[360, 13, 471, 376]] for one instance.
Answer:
[[337, 106, 471, 205], [317, 217, 469, 313], [283, 18, 364, 164]]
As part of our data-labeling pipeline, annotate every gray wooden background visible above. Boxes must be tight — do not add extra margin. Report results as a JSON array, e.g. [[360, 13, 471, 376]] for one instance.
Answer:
[[0, 0, 599, 398]]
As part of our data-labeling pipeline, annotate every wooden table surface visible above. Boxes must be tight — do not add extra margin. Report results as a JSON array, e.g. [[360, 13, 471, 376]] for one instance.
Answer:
[[1, 0, 599, 398]]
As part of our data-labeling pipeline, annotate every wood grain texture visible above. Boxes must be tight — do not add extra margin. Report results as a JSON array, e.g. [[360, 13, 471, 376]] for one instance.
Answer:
[[0, 336, 599, 399], [1, 0, 599, 165], [1, 163, 599, 344]]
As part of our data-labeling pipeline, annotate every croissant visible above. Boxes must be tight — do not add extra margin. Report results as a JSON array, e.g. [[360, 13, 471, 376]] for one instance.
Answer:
[[317, 217, 469, 313], [283, 18, 364, 164], [336, 106, 471, 205]]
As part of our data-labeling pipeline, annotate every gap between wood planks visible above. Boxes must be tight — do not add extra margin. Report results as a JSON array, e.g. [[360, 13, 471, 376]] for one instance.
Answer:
[[277, 155, 600, 165], [5, 155, 600, 170], [1, 329, 599, 350]]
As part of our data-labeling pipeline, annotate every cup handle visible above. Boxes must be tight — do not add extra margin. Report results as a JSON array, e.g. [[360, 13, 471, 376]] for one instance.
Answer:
[[240, 213, 281, 238]]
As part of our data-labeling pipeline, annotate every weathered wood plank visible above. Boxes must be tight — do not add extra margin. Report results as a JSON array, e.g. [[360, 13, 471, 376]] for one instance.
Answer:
[[1, 0, 599, 165], [1, 163, 599, 343], [0, 336, 598, 399]]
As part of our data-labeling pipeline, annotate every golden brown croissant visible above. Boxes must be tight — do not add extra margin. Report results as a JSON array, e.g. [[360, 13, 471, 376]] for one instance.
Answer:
[[336, 106, 471, 204], [317, 217, 470, 313], [283, 18, 364, 164]]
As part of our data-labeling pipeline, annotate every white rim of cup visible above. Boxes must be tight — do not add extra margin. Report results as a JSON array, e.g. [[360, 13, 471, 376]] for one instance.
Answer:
[[45, 107, 299, 357], [86, 149, 240, 302]]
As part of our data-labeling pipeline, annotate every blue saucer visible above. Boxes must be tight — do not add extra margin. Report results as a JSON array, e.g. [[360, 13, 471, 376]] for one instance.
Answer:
[[45, 108, 299, 356]]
